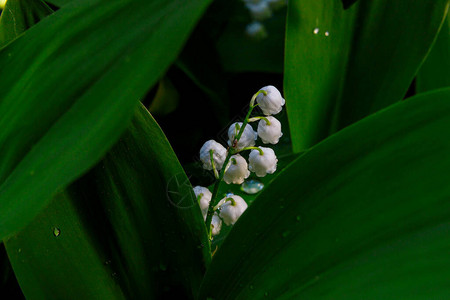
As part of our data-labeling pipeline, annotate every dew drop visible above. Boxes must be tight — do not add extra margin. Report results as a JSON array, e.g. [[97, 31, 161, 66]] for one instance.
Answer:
[[325, 31, 330, 36], [313, 28, 319, 34], [53, 227, 61, 237], [241, 179, 264, 194]]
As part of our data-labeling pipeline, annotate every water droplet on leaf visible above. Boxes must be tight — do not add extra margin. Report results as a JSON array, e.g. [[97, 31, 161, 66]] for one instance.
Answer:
[[313, 28, 319, 34], [241, 179, 264, 194], [53, 227, 60, 237]]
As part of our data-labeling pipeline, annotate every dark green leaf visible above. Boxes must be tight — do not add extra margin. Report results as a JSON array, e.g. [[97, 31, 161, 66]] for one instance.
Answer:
[[285, 0, 449, 152], [0, 0, 211, 240], [44, 0, 73, 7], [199, 88, 450, 299], [0, 0, 53, 47], [6, 105, 210, 299], [5, 192, 127, 299], [417, 15, 450, 93], [341, 0, 359, 10]]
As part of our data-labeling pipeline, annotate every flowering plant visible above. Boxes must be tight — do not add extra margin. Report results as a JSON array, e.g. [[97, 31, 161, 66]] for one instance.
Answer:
[[0, 0, 448, 299]]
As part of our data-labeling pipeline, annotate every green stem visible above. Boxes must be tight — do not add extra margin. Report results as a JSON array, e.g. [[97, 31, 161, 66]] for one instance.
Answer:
[[205, 89, 267, 240], [209, 149, 219, 179], [248, 116, 271, 125], [240, 146, 264, 155]]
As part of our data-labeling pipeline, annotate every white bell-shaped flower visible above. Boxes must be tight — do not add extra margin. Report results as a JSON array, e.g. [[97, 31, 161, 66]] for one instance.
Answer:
[[249, 147, 277, 177], [245, 1, 272, 21], [200, 140, 227, 171], [211, 213, 223, 236], [245, 21, 267, 40], [219, 195, 248, 225], [257, 116, 283, 144], [223, 154, 250, 185], [228, 122, 257, 149], [193, 186, 212, 220], [256, 85, 285, 115]]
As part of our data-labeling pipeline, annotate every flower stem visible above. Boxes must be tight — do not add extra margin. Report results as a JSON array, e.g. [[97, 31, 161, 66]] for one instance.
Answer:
[[248, 116, 271, 125], [240, 146, 264, 155], [209, 149, 219, 179], [204, 89, 266, 240]]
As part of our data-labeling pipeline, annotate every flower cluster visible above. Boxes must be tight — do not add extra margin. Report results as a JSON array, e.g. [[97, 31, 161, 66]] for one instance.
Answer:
[[195, 85, 285, 238], [242, 0, 288, 40]]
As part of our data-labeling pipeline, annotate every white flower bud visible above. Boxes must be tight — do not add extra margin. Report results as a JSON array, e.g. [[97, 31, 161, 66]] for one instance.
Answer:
[[256, 85, 285, 115], [246, 1, 272, 21], [200, 140, 227, 171], [223, 154, 250, 185], [245, 22, 268, 40], [219, 195, 248, 225], [257, 116, 283, 144], [211, 213, 222, 236], [193, 186, 212, 220], [249, 147, 277, 177], [228, 122, 257, 149]]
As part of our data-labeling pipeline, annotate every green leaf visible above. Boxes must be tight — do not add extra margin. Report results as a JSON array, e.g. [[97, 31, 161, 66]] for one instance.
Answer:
[[199, 88, 450, 299], [341, 0, 358, 10], [0, 0, 211, 240], [6, 105, 210, 299], [285, 0, 449, 152], [0, 0, 53, 47], [417, 15, 450, 93], [5, 192, 127, 300], [44, 0, 74, 7]]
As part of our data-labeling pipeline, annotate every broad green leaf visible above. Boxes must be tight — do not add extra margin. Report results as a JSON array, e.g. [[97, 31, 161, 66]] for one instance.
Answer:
[[44, 0, 73, 7], [285, 0, 449, 152], [6, 105, 210, 299], [0, 0, 211, 240], [0, 0, 53, 47], [341, 0, 358, 10], [5, 192, 126, 299], [199, 88, 450, 299], [417, 15, 450, 93]]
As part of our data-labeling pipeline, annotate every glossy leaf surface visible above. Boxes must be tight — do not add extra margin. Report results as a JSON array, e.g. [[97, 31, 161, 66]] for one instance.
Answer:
[[417, 15, 450, 93], [6, 105, 209, 299], [285, 0, 449, 152], [200, 88, 450, 299], [0, 0, 53, 47], [0, 0, 211, 239]]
